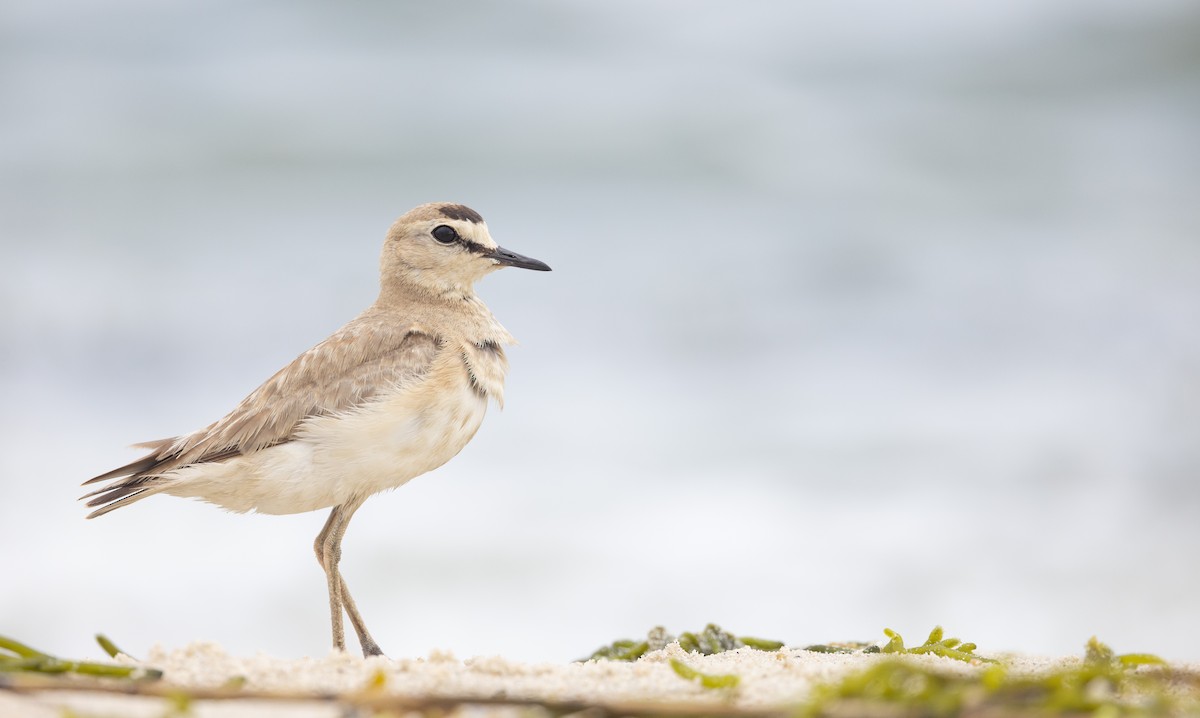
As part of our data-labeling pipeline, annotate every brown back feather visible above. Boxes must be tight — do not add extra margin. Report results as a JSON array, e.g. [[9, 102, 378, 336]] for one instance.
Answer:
[[82, 317, 440, 516]]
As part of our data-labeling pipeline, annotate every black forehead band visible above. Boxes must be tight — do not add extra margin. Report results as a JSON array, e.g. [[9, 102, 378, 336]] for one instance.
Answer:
[[438, 204, 484, 224]]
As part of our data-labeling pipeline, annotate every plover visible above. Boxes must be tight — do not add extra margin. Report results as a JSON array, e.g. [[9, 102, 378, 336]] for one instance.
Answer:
[[82, 202, 550, 657]]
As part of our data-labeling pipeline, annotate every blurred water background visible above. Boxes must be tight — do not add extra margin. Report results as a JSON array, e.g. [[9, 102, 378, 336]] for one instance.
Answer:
[[2, 1, 1199, 663]]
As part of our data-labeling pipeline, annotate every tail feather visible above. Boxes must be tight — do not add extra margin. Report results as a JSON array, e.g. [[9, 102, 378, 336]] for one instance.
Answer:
[[82, 439, 174, 486], [82, 438, 178, 518], [85, 487, 168, 519], [83, 457, 158, 486], [83, 482, 151, 507]]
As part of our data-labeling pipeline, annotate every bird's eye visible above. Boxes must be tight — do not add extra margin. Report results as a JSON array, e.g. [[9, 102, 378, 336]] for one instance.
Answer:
[[431, 225, 459, 244]]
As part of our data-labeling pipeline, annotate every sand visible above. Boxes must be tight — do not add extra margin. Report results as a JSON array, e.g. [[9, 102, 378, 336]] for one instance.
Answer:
[[0, 641, 1102, 718]]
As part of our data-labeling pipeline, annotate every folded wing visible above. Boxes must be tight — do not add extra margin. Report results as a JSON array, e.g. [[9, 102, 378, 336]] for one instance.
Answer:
[[82, 320, 439, 517]]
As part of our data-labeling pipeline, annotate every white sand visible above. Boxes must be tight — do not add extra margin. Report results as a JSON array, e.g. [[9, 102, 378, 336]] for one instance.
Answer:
[[0, 642, 1171, 718]]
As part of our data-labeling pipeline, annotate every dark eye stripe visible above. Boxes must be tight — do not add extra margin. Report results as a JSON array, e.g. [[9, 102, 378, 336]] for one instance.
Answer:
[[431, 224, 493, 256], [459, 239, 491, 255]]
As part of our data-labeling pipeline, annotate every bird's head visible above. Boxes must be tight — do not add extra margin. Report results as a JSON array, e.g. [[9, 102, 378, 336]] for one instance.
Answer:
[[380, 202, 550, 300]]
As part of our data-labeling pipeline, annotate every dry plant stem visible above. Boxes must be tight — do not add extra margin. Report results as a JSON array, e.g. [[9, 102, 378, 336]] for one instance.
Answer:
[[0, 674, 783, 718], [14, 669, 1195, 718]]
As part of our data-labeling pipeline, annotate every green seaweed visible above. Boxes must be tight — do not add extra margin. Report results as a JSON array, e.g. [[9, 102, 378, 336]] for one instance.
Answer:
[[0, 634, 161, 680], [879, 625, 996, 663], [584, 625, 1193, 715], [668, 658, 740, 690], [739, 636, 786, 651], [585, 623, 785, 662], [585, 639, 652, 662], [164, 689, 194, 717], [803, 641, 879, 654], [94, 633, 133, 660], [677, 624, 741, 655], [802, 627, 988, 662], [798, 636, 1185, 717]]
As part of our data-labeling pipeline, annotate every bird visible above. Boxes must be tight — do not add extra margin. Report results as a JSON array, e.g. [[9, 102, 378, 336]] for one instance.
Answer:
[[81, 202, 550, 657]]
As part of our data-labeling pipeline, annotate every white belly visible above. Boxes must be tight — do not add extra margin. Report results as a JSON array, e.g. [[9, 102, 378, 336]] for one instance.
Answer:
[[163, 357, 490, 515]]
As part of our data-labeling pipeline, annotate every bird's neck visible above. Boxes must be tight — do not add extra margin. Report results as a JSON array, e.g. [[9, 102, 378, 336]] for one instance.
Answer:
[[370, 283, 513, 348], [378, 273, 478, 305]]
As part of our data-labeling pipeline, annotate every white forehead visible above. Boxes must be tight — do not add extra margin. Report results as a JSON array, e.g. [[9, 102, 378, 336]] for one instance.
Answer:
[[390, 203, 497, 251], [424, 217, 496, 250]]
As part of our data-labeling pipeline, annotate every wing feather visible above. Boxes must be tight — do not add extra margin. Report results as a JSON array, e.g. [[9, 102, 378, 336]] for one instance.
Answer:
[[82, 317, 440, 514]]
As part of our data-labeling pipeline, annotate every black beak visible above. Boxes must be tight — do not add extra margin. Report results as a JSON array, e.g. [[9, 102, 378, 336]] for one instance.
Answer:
[[486, 245, 552, 271]]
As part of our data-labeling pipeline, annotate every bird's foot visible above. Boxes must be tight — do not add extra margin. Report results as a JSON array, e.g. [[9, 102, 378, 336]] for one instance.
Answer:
[[361, 640, 385, 658]]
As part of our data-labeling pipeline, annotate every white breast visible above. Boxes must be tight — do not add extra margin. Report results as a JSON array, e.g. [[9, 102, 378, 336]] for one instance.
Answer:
[[164, 343, 505, 515]]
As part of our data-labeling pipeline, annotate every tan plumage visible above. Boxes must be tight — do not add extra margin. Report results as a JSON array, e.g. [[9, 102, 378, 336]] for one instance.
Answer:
[[82, 324, 441, 514], [82, 202, 550, 656]]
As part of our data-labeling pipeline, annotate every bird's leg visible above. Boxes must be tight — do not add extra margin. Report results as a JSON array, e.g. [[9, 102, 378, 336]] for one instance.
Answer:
[[314, 499, 384, 657], [339, 578, 384, 657], [327, 500, 384, 657], [314, 506, 347, 652]]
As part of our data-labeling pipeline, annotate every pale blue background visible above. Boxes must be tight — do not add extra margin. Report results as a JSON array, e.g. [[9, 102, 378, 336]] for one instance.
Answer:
[[3, 1, 1199, 663]]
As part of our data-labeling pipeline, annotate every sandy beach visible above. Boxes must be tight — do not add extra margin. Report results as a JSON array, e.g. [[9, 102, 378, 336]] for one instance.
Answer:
[[4, 638, 1195, 718]]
